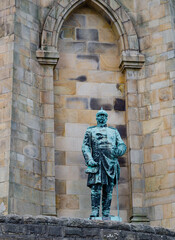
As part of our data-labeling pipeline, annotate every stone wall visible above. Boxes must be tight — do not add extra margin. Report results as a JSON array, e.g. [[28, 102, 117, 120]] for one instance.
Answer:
[[0, 215, 175, 240], [0, 0, 15, 214], [9, 0, 43, 215], [132, 0, 175, 229], [54, 5, 129, 220]]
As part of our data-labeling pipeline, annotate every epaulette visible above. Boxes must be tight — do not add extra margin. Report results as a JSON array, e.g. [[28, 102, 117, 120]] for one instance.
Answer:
[[108, 126, 116, 130], [87, 126, 96, 129]]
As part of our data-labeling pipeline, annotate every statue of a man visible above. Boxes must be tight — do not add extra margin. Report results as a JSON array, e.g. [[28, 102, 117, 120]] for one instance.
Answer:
[[82, 108, 126, 218]]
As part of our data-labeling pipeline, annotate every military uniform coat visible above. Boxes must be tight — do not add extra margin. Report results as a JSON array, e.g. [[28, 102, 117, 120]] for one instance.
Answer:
[[82, 125, 127, 187]]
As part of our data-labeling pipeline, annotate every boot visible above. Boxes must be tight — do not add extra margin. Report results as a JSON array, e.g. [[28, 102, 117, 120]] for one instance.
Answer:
[[90, 185, 101, 218], [102, 184, 113, 217]]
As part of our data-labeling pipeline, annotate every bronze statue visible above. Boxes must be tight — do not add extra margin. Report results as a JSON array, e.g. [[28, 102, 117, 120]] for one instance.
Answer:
[[82, 108, 126, 219]]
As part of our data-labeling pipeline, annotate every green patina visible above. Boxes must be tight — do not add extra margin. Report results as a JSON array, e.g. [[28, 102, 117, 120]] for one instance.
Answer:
[[82, 108, 127, 219]]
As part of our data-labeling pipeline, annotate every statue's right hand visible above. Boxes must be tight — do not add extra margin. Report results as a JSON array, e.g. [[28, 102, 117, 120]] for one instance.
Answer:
[[88, 159, 98, 167]]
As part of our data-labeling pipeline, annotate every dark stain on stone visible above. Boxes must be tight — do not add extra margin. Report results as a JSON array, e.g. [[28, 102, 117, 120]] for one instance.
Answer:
[[77, 54, 99, 69], [77, 54, 99, 62], [90, 98, 113, 110], [114, 98, 126, 111], [55, 151, 66, 165], [116, 125, 127, 138], [59, 41, 86, 53], [88, 42, 117, 54], [69, 75, 87, 82], [66, 97, 88, 109], [55, 180, 66, 194], [76, 28, 99, 41], [118, 157, 127, 167]]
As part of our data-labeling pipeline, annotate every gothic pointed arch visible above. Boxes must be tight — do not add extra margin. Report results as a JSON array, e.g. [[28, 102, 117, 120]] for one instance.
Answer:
[[36, 0, 144, 70]]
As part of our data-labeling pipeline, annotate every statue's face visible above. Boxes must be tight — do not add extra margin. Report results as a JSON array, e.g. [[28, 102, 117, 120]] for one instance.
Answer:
[[96, 114, 108, 125]]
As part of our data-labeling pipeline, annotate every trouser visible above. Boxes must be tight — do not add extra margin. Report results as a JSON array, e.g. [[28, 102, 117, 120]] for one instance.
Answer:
[[90, 182, 114, 217]]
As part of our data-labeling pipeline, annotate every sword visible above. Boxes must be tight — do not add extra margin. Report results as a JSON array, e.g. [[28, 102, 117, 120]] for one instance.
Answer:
[[116, 173, 120, 218]]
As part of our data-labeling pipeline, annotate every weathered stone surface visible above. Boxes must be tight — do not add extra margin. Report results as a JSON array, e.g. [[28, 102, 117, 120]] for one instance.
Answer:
[[76, 28, 99, 41]]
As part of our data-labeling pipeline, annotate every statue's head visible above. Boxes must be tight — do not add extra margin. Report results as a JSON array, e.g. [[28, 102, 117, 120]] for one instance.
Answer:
[[96, 107, 108, 125]]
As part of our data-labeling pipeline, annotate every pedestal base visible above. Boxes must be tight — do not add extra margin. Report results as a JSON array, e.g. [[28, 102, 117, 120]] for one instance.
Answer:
[[130, 214, 150, 225], [89, 216, 122, 222]]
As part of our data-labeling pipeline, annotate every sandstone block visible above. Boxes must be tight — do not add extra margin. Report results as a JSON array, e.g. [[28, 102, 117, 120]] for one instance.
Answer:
[[88, 70, 120, 84], [86, 14, 110, 29], [144, 163, 155, 178], [54, 82, 76, 95], [66, 151, 84, 165], [130, 150, 144, 164], [145, 176, 161, 192], [143, 118, 163, 135], [55, 165, 81, 181], [76, 54, 99, 70], [131, 164, 144, 179], [59, 41, 86, 53], [76, 82, 122, 98], [58, 53, 77, 69], [55, 136, 82, 152], [172, 203, 175, 218], [90, 97, 113, 111], [100, 54, 119, 71], [42, 104, 54, 118], [128, 107, 139, 121], [41, 119, 54, 133], [41, 133, 54, 147], [67, 180, 90, 194], [160, 173, 175, 189], [128, 121, 142, 136], [88, 42, 117, 55], [55, 180, 66, 194], [163, 204, 172, 219], [107, 111, 125, 125], [155, 160, 168, 176], [98, 28, 117, 43], [55, 108, 78, 123], [132, 179, 145, 193], [151, 80, 169, 90], [79, 194, 91, 209], [155, 205, 163, 220], [151, 144, 172, 161], [58, 68, 88, 82], [56, 194, 79, 210], [128, 94, 138, 107], [129, 135, 142, 149], [43, 161, 55, 177], [63, 14, 86, 28], [132, 193, 144, 208], [40, 91, 54, 104], [127, 80, 137, 93], [66, 97, 88, 110], [76, 28, 98, 41], [65, 123, 89, 138]]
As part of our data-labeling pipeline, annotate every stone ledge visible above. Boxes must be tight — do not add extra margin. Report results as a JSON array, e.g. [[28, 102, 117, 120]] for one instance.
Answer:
[[119, 51, 145, 72], [0, 215, 174, 239], [36, 49, 59, 65]]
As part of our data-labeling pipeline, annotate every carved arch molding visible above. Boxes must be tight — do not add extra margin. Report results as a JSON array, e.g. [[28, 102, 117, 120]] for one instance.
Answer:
[[36, 0, 145, 71]]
